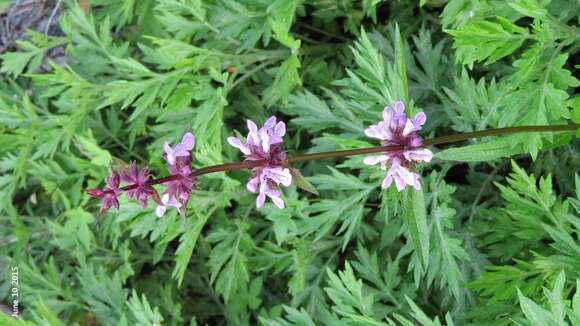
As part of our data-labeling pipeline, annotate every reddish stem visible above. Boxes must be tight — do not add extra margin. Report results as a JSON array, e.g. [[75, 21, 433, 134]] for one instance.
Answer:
[[104, 123, 578, 192]]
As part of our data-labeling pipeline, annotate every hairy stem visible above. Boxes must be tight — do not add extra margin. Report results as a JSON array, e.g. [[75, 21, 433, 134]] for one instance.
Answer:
[[117, 124, 578, 191], [422, 124, 578, 146]]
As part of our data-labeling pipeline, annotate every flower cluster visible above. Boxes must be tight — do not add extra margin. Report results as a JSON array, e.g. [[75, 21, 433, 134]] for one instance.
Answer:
[[86, 172, 122, 213], [86, 161, 155, 213], [87, 101, 433, 214], [228, 116, 292, 208], [363, 101, 432, 191], [158, 132, 197, 216], [86, 132, 197, 215]]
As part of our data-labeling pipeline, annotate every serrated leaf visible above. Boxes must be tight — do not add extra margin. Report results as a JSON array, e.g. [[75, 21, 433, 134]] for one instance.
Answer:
[[127, 290, 165, 325], [0, 50, 37, 77], [518, 289, 553, 325], [395, 23, 409, 104], [75, 131, 113, 167], [206, 222, 253, 302], [172, 212, 210, 287], [435, 135, 527, 162], [290, 167, 319, 195], [263, 55, 302, 106], [268, 0, 301, 51], [509, 0, 547, 18], [403, 187, 429, 270], [309, 167, 370, 191], [446, 17, 529, 66]]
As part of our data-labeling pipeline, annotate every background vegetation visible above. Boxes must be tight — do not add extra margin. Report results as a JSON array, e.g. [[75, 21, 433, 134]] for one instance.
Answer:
[[1, 0, 579, 325]]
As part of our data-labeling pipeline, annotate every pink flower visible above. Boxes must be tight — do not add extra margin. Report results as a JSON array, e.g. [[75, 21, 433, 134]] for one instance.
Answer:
[[363, 101, 432, 191], [86, 171, 121, 213], [228, 116, 292, 208], [162, 132, 197, 214], [121, 162, 156, 207], [165, 160, 196, 203], [156, 193, 182, 217], [164, 132, 195, 165]]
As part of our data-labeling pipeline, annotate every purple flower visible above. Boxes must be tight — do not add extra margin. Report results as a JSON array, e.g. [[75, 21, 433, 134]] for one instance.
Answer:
[[363, 101, 432, 191], [121, 162, 156, 207], [228, 116, 292, 208], [165, 159, 196, 203], [164, 132, 195, 165], [86, 171, 122, 213], [156, 193, 182, 217], [162, 132, 197, 214]]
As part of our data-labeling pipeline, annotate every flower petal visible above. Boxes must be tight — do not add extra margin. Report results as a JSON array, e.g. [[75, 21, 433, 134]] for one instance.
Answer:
[[156, 205, 166, 217], [227, 137, 251, 155], [266, 168, 292, 186], [256, 192, 266, 208], [164, 142, 175, 165], [364, 124, 389, 140], [107, 172, 120, 189], [363, 155, 388, 166], [405, 148, 433, 163], [394, 101, 405, 114], [263, 116, 277, 129], [393, 173, 407, 192], [413, 112, 426, 127], [247, 120, 260, 145], [381, 175, 393, 189], [246, 176, 259, 193], [402, 119, 416, 136], [382, 106, 394, 124], [179, 132, 195, 151], [260, 128, 270, 153], [166, 195, 180, 207], [274, 121, 286, 137], [399, 165, 416, 185], [270, 195, 285, 208], [412, 173, 422, 190], [111, 197, 120, 209]]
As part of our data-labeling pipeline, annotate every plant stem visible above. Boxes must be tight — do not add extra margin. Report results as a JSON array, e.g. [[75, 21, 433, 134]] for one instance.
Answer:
[[422, 124, 578, 146], [119, 123, 579, 190], [288, 145, 403, 162], [192, 161, 267, 176]]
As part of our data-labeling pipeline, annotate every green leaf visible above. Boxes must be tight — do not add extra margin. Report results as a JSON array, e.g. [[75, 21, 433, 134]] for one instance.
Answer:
[[569, 96, 580, 125], [446, 17, 529, 66], [517, 289, 554, 325], [403, 187, 429, 270], [395, 23, 409, 104], [207, 221, 254, 303], [0, 50, 37, 77], [77, 264, 129, 324], [324, 261, 378, 321], [304, 170, 373, 249], [31, 298, 66, 326], [263, 55, 302, 106], [268, 0, 301, 52], [263, 205, 299, 245], [509, 0, 547, 18], [260, 306, 317, 326], [424, 172, 470, 301], [435, 135, 526, 162], [286, 90, 364, 134], [467, 260, 546, 304], [0, 314, 37, 326], [393, 296, 455, 326], [308, 167, 370, 191], [290, 167, 319, 195], [172, 211, 211, 287], [75, 130, 113, 167], [127, 290, 165, 325]]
